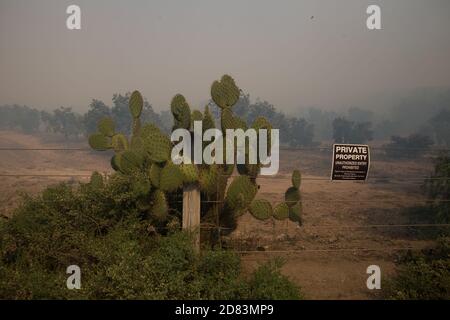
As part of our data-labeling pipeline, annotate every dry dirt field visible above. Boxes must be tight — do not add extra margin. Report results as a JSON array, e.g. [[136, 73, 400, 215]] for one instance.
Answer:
[[0, 130, 438, 299]]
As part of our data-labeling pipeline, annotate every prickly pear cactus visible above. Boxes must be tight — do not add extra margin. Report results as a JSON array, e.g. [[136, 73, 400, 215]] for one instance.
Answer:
[[88, 75, 303, 236]]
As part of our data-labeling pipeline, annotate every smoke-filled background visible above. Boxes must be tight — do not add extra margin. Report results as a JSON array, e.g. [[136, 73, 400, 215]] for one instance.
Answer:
[[1, 0, 450, 146]]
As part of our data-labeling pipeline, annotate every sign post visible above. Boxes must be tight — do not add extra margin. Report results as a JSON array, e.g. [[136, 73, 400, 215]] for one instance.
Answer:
[[331, 144, 370, 181]]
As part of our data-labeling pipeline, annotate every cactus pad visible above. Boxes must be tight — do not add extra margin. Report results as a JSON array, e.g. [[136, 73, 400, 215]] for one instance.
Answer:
[[292, 170, 301, 189], [159, 162, 184, 192], [89, 133, 110, 151], [273, 202, 289, 220], [199, 165, 219, 194], [225, 175, 257, 210], [249, 199, 272, 220], [148, 163, 161, 188], [180, 163, 199, 184], [285, 186, 301, 207], [98, 117, 115, 137], [120, 149, 145, 174], [289, 202, 303, 225], [171, 94, 191, 130], [129, 90, 143, 118], [142, 131, 172, 163], [211, 75, 240, 109], [151, 190, 168, 222], [111, 133, 129, 152]]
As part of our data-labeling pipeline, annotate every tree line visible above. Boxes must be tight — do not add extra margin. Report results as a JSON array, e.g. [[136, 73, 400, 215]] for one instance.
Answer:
[[1, 91, 449, 153]]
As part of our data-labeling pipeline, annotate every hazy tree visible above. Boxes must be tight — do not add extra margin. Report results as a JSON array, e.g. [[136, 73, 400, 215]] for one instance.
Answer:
[[429, 109, 450, 147], [285, 117, 315, 147], [332, 117, 373, 144], [84, 99, 110, 134], [384, 134, 434, 158], [42, 107, 83, 140]]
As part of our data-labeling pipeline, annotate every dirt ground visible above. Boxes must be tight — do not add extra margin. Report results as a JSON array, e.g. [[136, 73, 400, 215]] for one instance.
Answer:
[[0, 130, 438, 299]]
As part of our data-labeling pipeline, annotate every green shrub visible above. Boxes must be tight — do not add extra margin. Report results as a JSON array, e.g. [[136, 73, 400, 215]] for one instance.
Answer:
[[0, 181, 301, 300], [383, 237, 450, 300]]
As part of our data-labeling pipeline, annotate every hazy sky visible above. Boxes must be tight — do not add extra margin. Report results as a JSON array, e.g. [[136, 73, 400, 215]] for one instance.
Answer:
[[1, 0, 449, 113]]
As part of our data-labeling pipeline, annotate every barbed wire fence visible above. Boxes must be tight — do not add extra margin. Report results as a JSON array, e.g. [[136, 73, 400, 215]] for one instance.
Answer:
[[0, 145, 449, 256]]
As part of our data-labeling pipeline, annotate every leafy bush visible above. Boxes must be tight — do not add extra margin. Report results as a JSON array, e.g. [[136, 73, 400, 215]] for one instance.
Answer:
[[384, 237, 450, 300], [424, 153, 450, 224], [0, 180, 301, 300]]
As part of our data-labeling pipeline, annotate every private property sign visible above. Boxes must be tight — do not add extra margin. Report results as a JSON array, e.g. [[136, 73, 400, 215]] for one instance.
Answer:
[[331, 144, 370, 181]]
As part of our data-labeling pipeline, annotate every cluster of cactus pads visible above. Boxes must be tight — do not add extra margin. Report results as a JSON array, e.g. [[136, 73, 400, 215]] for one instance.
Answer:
[[88, 75, 302, 233]]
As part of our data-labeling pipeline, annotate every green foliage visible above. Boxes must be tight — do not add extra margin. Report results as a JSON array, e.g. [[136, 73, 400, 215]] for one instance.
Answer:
[[245, 259, 303, 300], [383, 237, 450, 300], [0, 185, 302, 299], [90, 171, 104, 188], [424, 153, 450, 224]]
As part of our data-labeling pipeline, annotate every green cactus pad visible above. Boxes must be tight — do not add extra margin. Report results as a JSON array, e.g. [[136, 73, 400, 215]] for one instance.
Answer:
[[203, 105, 215, 131], [221, 108, 235, 131], [289, 202, 303, 225], [159, 162, 184, 192], [111, 133, 129, 152], [120, 149, 145, 174], [285, 186, 301, 207], [88, 133, 110, 151], [249, 199, 272, 220], [252, 116, 272, 153], [148, 163, 161, 188], [225, 175, 257, 210], [192, 110, 203, 120], [111, 154, 122, 171], [140, 123, 160, 137], [131, 173, 151, 197], [130, 135, 144, 150], [89, 171, 104, 188], [129, 90, 143, 118], [292, 170, 301, 189], [180, 163, 199, 184], [171, 94, 191, 130], [211, 75, 240, 109], [273, 202, 289, 220], [98, 117, 115, 137], [132, 117, 141, 136], [142, 131, 172, 163], [199, 165, 219, 194], [150, 190, 168, 222]]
